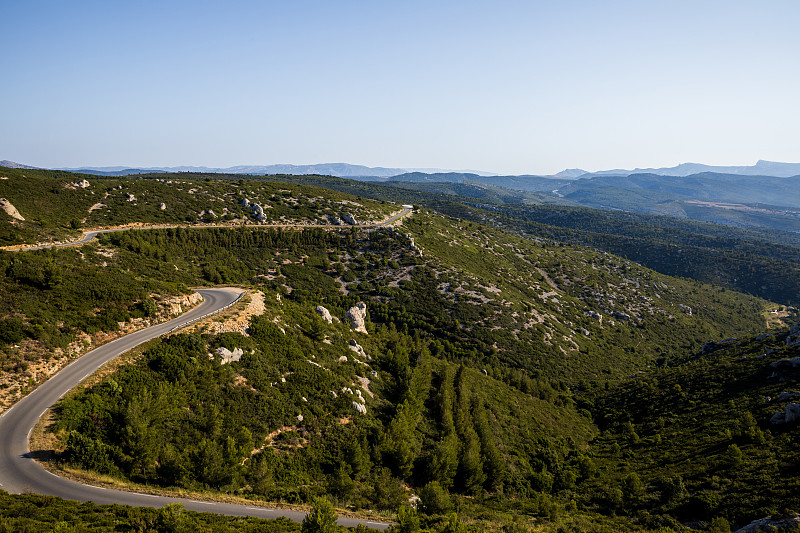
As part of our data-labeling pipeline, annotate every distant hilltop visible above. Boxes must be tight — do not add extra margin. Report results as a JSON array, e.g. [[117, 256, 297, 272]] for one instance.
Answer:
[[557, 160, 800, 179], [0, 161, 497, 178]]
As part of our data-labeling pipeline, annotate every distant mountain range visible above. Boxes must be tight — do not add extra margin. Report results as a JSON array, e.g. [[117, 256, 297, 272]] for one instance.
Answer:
[[557, 160, 800, 178], [50, 163, 496, 178], [4, 159, 800, 179]]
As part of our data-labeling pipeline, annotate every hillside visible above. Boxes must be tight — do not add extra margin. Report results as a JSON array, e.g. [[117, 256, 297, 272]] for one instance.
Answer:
[[1, 170, 798, 531], [0, 166, 395, 246], [25, 211, 784, 532], [590, 325, 800, 530]]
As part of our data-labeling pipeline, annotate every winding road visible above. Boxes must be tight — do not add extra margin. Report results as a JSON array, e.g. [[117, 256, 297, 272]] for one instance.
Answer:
[[0, 288, 390, 530], [5, 206, 413, 252]]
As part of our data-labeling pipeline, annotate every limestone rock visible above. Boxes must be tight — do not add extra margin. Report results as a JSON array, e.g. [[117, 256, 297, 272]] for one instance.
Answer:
[[770, 357, 800, 370], [787, 322, 800, 346], [345, 302, 368, 334], [734, 513, 800, 533], [159, 202, 167, 210], [0, 198, 24, 221], [216, 347, 244, 364], [353, 401, 367, 415], [770, 402, 800, 425], [126, 193, 136, 202], [775, 391, 800, 402], [315, 305, 333, 324], [342, 213, 357, 225]]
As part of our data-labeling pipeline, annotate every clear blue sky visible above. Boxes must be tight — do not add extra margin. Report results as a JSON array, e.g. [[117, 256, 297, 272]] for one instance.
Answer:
[[2, 0, 799, 174]]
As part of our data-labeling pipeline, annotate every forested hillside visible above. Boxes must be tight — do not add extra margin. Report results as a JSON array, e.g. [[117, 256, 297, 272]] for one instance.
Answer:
[[1, 170, 798, 532], [0, 166, 394, 246]]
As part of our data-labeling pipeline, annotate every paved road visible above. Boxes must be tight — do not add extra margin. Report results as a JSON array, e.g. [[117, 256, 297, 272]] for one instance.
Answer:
[[0, 287, 390, 530], [7, 207, 413, 252]]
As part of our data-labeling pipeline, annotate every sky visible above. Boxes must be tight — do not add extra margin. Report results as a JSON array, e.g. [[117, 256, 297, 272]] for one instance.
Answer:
[[2, 0, 799, 175]]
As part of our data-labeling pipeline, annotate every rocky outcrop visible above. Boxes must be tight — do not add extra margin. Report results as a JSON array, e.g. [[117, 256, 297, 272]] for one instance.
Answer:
[[315, 306, 333, 324], [352, 401, 367, 414], [328, 216, 342, 225], [74, 179, 90, 188], [775, 391, 800, 402], [342, 214, 357, 225], [165, 292, 203, 316], [250, 203, 266, 222], [126, 193, 136, 202], [345, 302, 368, 334], [770, 357, 800, 370], [201, 209, 217, 219], [678, 304, 692, 316], [216, 347, 244, 364], [0, 198, 24, 221], [584, 310, 602, 322], [159, 203, 167, 210], [770, 403, 800, 425], [735, 513, 800, 533], [786, 322, 800, 346], [348, 339, 371, 360], [239, 198, 250, 207]]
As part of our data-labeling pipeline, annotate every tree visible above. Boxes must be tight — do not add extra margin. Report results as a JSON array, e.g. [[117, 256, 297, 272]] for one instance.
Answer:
[[302, 497, 338, 533], [419, 481, 452, 515], [392, 505, 421, 533]]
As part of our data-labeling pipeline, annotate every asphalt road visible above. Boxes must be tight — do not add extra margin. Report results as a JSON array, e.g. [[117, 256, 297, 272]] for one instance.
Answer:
[[0, 287, 390, 530]]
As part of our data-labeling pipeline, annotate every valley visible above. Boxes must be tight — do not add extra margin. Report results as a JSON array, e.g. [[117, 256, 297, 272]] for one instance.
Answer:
[[0, 167, 798, 532]]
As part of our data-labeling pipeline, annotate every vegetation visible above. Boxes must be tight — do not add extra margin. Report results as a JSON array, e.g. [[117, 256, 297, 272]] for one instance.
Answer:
[[2, 168, 799, 531], [0, 490, 301, 532]]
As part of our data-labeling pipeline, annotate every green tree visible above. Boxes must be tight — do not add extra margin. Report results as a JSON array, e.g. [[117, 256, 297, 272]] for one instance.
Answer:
[[302, 497, 338, 533], [392, 505, 421, 533]]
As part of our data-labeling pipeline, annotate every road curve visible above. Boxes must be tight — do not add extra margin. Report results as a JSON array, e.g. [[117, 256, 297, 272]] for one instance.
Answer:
[[0, 287, 389, 530]]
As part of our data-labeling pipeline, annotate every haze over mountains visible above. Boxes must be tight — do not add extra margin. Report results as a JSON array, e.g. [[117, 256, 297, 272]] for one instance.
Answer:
[[4, 159, 800, 179]]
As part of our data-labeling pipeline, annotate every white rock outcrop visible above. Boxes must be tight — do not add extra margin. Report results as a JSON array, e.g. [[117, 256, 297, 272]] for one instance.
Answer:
[[216, 347, 244, 364], [342, 214, 357, 225], [159, 202, 167, 210], [353, 401, 367, 415], [126, 193, 136, 202], [0, 198, 24, 221], [315, 305, 333, 324], [735, 513, 800, 533], [345, 302, 368, 334], [74, 179, 90, 188]]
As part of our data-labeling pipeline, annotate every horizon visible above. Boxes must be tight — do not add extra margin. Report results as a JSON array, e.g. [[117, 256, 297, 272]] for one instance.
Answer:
[[2, 1, 799, 174]]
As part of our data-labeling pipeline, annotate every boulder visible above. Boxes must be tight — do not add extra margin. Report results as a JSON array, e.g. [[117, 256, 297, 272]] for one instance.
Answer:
[[126, 193, 136, 202], [0, 198, 24, 221], [216, 346, 244, 364], [342, 213, 357, 225], [352, 401, 367, 415], [735, 513, 800, 533], [770, 402, 800, 425], [159, 202, 167, 210], [770, 357, 800, 370], [240, 198, 250, 207], [787, 322, 800, 346], [775, 391, 800, 402], [73, 179, 90, 188], [345, 302, 368, 334], [315, 305, 333, 324]]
